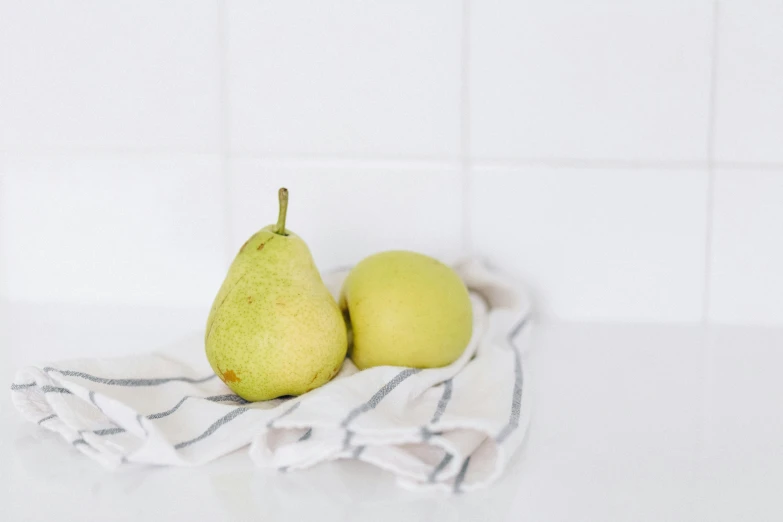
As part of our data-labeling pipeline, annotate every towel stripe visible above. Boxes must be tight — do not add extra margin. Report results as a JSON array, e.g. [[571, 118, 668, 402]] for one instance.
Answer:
[[507, 315, 529, 351], [174, 407, 249, 450], [453, 457, 471, 493], [147, 394, 247, 420], [267, 401, 300, 428], [148, 397, 200, 420], [298, 428, 313, 441], [43, 367, 217, 387], [204, 394, 250, 404], [341, 368, 420, 427], [420, 427, 444, 440], [10, 382, 36, 390], [430, 379, 453, 424], [342, 430, 354, 450], [352, 445, 366, 459], [136, 414, 148, 437], [82, 395, 248, 439], [495, 315, 529, 443], [41, 385, 71, 394], [93, 427, 126, 436], [57, 394, 251, 439], [88, 390, 107, 418], [37, 414, 57, 425], [428, 453, 453, 483]]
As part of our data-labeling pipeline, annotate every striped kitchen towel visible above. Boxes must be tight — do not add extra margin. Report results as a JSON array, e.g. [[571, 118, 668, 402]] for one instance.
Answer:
[[10, 258, 533, 493]]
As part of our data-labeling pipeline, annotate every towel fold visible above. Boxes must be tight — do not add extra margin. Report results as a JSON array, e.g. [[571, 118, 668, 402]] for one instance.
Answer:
[[10, 258, 533, 493]]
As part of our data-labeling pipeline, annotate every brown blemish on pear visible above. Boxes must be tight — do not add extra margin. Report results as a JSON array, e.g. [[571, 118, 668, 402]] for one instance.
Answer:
[[218, 367, 241, 384], [257, 236, 275, 251]]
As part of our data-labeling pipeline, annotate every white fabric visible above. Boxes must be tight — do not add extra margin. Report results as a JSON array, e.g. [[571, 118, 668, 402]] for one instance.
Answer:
[[10, 258, 533, 493]]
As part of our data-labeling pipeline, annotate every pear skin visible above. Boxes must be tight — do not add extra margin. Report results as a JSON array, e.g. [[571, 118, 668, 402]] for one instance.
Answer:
[[206, 189, 347, 401], [340, 251, 472, 369]]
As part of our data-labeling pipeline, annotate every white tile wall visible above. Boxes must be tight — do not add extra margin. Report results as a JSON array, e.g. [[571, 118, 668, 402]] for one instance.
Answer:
[[0, 154, 227, 307], [1, 1, 782, 325], [714, 1, 783, 163], [470, 0, 713, 162], [470, 167, 708, 322], [709, 171, 783, 325], [226, 0, 462, 158], [0, 0, 222, 153]]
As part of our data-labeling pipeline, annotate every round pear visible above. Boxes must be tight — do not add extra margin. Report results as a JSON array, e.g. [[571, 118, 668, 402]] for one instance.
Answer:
[[340, 251, 472, 369]]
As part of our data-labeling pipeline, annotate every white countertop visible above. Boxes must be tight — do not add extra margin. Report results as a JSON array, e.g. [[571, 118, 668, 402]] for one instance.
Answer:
[[2, 303, 782, 521]]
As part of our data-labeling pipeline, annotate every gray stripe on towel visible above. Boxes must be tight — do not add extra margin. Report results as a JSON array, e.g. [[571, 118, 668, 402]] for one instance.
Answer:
[[88, 390, 107, 417], [495, 316, 529, 444], [41, 385, 72, 394], [430, 379, 453, 424], [453, 457, 471, 493], [267, 401, 301, 429], [420, 427, 444, 441], [43, 367, 217, 387], [174, 407, 249, 450], [136, 414, 148, 437], [147, 394, 247, 420], [93, 427, 126, 436], [37, 414, 57, 425], [341, 368, 420, 428], [428, 453, 453, 483], [10, 382, 36, 390], [342, 430, 354, 450]]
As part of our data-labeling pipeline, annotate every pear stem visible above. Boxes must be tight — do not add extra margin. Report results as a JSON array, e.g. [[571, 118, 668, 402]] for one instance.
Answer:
[[275, 187, 289, 235]]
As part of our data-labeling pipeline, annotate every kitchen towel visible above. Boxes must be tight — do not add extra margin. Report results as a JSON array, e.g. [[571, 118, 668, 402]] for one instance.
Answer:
[[10, 258, 533, 493]]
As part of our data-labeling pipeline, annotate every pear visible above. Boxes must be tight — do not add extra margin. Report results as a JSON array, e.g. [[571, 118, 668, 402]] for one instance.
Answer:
[[340, 251, 472, 369], [205, 188, 347, 401]]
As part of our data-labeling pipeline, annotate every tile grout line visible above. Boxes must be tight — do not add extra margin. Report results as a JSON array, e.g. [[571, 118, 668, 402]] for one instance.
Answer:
[[694, 7, 721, 515], [702, 0, 721, 325], [705, 160, 783, 172], [0, 156, 6, 300], [0, 147, 222, 157], [229, 154, 462, 169], [460, 0, 473, 256], [0, 146, 782, 173], [217, 0, 234, 266], [469, 157, 708, 170]]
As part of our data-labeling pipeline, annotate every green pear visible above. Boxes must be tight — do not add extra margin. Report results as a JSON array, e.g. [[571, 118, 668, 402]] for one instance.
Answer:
[[340, 251, 472, 369], [206, 188, 347, 401]]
